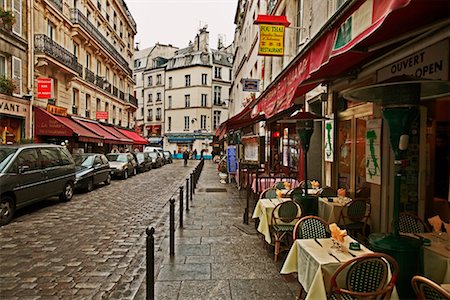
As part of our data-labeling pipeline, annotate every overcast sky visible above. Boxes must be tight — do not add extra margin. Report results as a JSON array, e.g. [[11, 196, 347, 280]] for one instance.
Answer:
[[126, 0, 238, 51]]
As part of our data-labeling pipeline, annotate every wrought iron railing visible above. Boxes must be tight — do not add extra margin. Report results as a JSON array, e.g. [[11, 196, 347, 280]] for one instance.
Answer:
[[127, 93, 138, 107], [34, 34, 83, 77], [112, 86, 118, 96], [95, 75, 104, 88], [119, 91, 125, 100], [85, 68, 95, 84], [70, 8, 132, 75], [104, 81, 112, 93]]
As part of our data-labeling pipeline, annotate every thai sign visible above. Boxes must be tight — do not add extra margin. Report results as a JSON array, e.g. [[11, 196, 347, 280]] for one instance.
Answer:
[[365, 119, 382, 185], [258, 24, 285, 56]]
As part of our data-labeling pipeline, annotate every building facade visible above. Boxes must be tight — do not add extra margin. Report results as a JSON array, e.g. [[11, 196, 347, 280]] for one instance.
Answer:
[[1, 0, 32, 144]]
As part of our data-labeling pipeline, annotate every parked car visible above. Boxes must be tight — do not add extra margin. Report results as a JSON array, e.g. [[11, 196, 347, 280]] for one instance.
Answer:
[[134, 152, 152, 173], [106, 153, 137, 179], [147, 151, 164, 168], [73, 153, 111, 192], [144, 146, 165, 164], [0, 144, 76, 226], [162, 151, 173, 164]]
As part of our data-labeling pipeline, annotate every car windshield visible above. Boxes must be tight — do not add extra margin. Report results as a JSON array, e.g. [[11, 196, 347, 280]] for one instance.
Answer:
[[136, 153, 145, 163], [107, 154, 128, 162], [148, 152, 157, 158], [0, 147, 18, 172], [73, 155, 95, 168]]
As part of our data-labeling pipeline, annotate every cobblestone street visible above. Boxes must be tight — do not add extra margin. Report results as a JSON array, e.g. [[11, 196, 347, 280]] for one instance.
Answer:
[[0, 160, 196, 299]]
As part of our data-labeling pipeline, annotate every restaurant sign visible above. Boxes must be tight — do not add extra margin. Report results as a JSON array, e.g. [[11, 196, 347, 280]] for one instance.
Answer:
[[46, 104, 67, 117], [0, 98, 28, 117], [254, 15, 290, 57], [96, 111, 108, 120], [242, 79, 260, 92], [37, 78, 53, 99]]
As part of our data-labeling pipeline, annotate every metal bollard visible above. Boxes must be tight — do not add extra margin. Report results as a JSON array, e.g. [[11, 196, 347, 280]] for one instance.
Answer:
[[179, 186, 184, 228], [185, 178, 190, 211], [169, 198, 175, 256], [146, 226, 155, 300], [191, 172, 195, 196]]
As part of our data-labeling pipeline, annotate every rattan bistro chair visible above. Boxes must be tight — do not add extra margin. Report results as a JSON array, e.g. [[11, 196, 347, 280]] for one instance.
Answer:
[[412, 275, 450, 300], [260, 187, 278, 199], [293, 216, 329, 240], [338, 199, 371, 239], [271, 200, 302, 262], [328, 253, 399, 300], [396, 212, 431, 233]]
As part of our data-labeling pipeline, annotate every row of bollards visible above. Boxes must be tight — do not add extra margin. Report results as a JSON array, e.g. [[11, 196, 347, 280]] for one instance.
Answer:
[[146, 158, 205, 300]]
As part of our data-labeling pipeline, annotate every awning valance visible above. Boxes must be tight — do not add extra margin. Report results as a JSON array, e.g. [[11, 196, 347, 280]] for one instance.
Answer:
[[215, 105, 265, 140], [251, 0, 450, 119], [72, 117, 124, 144], [101, 125, 134, 144], [117, 128, 148, 145], [34, 107, 103, 143]]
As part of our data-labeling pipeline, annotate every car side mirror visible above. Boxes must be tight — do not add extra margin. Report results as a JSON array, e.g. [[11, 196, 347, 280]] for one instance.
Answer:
[[19, 165, 30, 173]]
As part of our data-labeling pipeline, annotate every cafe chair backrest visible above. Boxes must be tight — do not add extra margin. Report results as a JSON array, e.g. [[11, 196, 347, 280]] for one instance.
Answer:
[[345, 199, 370, 222], [320, 186, 337, 197], [412, 275, 450, 300], [260, 188, 278, 199], [329, 253, 399, 300], [293, 216, 329, 240], [299, 180, 312, 189], [397, 212, 430, 233], [272, 200, 302, 225]]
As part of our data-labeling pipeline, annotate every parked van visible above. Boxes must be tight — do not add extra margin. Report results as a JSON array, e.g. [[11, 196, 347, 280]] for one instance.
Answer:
[[143, 146, 165, 164], [0, 144, 76, 226]]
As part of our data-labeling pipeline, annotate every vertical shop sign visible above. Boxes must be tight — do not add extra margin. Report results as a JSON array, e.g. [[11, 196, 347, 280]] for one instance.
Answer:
[[324, 119, 334, 162], [365, 119, 382, 185], [37, 78, 53, 99], [227, 145, 238, 174], [258, 24, 285, 56]]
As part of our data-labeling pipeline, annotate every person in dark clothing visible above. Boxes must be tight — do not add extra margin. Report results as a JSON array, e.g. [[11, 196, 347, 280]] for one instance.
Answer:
[[200, 149, 205, 159], [192, 149, 197, 160], [183, 150, 189, 166]]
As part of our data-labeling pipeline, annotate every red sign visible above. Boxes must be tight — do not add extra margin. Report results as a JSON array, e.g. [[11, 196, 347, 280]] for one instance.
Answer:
[[37, 78, 53, 99], [96, 111, 108, 120]]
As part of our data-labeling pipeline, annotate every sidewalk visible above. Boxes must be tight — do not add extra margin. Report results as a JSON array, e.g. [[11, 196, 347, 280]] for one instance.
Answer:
[[146, 160, 298, 299]]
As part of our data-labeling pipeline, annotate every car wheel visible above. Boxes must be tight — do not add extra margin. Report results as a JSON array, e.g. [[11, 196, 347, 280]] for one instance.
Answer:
[[86, 179, 94, 192], [59, 182, 74, 202], [104, 173, 111, 185], [123, 170, 128, 179], [0, 196, 15, 226]]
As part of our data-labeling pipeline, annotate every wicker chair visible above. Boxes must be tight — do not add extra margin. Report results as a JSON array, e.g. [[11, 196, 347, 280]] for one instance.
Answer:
[[293, 216, 329, 240], [328, 253, 399, 300], [338, 199, 371, 239], [260, 187, 278, 199], [412, 275, 450, 300], [271, 200, 302, 262], [396, 212, 430, 233]]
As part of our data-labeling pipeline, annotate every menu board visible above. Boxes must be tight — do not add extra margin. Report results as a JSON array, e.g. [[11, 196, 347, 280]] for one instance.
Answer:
[[241, 135, 260, 165], [227, 146, 238, 174]]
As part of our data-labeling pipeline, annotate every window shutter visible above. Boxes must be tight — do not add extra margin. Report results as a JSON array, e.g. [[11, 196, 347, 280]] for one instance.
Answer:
[[12, 56, 22, 96], [12, 0, 22, 36]]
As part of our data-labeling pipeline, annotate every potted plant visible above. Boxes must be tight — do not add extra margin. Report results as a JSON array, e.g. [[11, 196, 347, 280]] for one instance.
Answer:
[[0, 75, 15, 95], [0, 8, 16, 30], [217, 160, 228, 181]]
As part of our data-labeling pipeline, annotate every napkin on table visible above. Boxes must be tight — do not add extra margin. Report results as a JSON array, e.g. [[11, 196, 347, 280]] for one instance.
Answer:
[[276, 189, 283, 199], [337, 188, 346, 197], [428, 215, 443, 232], [329, 223, 347, 243]]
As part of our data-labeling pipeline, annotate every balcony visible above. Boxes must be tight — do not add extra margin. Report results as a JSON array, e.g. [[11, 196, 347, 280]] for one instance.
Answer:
[[95, 75, 104, 88], [112, 86, 118, 96], [47, 0, 63, 12], [34, 34, 83, 77], [127, 93, 138, 107], [119, 90, 125, 100], [70, 9, 132, 75], [85, 68, 95, 84]]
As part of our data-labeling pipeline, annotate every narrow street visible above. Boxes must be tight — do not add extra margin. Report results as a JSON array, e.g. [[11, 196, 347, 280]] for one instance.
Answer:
[[0, 160, 196, 299]]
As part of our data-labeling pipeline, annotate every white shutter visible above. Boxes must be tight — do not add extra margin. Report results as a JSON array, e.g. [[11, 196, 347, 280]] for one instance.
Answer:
[[12, 0, 22, 36], [12, 56, 22, 96]]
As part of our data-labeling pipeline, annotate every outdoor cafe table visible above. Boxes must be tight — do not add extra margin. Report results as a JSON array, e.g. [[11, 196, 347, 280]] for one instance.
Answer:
[[318, 197, 351, 224], [251, 177, 301, 194], [280, 236, 399, 300], [403, 232, 450, 284], [252, 197, 292, 244]]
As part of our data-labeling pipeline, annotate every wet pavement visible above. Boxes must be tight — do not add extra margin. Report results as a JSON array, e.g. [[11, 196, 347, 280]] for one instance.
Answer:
[[0, 160, 195, 299], [135, 160, 298, 299]]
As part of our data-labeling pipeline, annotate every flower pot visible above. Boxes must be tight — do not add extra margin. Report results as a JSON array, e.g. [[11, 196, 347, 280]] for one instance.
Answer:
[[218, 172, 228, 180]]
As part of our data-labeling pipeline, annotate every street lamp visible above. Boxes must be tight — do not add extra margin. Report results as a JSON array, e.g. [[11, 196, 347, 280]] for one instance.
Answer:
[[343, 75, 450, 299]]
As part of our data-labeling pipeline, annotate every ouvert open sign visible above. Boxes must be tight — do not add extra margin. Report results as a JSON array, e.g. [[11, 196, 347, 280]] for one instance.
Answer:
[[37, 78, 53, 99]]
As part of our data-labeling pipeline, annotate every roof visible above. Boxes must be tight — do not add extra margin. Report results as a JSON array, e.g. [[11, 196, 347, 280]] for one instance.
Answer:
[[212, 49, 233, 67]]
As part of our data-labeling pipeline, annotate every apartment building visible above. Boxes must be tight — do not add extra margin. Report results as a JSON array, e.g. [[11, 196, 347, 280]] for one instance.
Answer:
[[31, 0, 139, 152], [0, 0, 32, 144], [133, 43, 178, 145]]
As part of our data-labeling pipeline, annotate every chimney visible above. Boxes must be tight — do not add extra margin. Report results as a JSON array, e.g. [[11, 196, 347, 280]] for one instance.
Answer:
[[198, 25, 209, 52]]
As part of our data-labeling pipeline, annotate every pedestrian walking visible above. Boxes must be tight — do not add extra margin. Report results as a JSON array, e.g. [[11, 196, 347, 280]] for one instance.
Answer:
[[183, 150, 189, 166], [192, 149, 197, 160], [200, 149, 205, 159]]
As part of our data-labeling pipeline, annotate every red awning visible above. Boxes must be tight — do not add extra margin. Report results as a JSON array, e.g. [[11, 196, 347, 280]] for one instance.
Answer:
[[34, 107, 103, 143], [100, 125, 134, 144], [252, 0, 450, 118], [117, 128, 148, 145], [215, 105, 266, 140], [72, 117, 123, 144], [254, 15, 290, 26]]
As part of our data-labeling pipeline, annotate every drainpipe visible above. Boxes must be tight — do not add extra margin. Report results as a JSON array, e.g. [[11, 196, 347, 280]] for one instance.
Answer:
[[27, 0, 34, 140]]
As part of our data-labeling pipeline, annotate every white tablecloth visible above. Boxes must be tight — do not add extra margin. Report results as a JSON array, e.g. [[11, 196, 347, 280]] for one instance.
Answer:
[[318, 197, 351, 224], [252, 198, 291, 244], [251, 178, 300, 193], [281, 236, 399, 300]]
